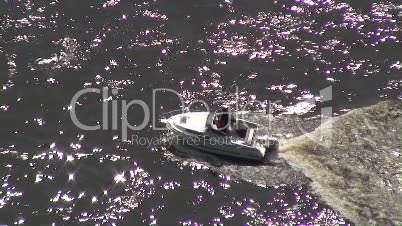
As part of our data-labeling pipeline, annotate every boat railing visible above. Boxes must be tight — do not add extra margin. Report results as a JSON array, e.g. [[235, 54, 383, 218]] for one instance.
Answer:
[[160, 108, 206, 121]]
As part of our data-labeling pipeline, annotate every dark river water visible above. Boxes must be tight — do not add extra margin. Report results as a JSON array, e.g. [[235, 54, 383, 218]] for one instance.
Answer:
[[0, 0, 401, 225]]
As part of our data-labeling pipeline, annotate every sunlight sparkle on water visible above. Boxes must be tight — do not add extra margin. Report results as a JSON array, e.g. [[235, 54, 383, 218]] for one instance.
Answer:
[[114, 173, 126, 183]]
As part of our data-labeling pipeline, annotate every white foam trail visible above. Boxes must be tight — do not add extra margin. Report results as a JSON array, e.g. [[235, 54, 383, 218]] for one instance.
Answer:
[[279, 101, 402, 225]]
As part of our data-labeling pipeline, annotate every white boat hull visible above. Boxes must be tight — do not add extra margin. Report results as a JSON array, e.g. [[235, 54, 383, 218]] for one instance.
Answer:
[[166, 111, 271, 161]]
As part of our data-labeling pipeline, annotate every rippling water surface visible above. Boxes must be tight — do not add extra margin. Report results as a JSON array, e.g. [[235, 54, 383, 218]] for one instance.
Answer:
[[0, 0, 401, 225]]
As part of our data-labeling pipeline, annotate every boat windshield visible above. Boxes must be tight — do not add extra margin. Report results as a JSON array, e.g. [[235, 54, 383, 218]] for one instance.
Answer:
[[207, 110, 261, 139]]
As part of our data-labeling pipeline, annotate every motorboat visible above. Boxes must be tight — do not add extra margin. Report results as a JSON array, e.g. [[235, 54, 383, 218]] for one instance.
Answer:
[[165, 109, 279, 162]]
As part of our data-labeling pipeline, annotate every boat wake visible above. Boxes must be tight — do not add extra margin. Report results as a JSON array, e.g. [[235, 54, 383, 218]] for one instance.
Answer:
[[165, 101, 402, 225], [278, 101, 402, 225]]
